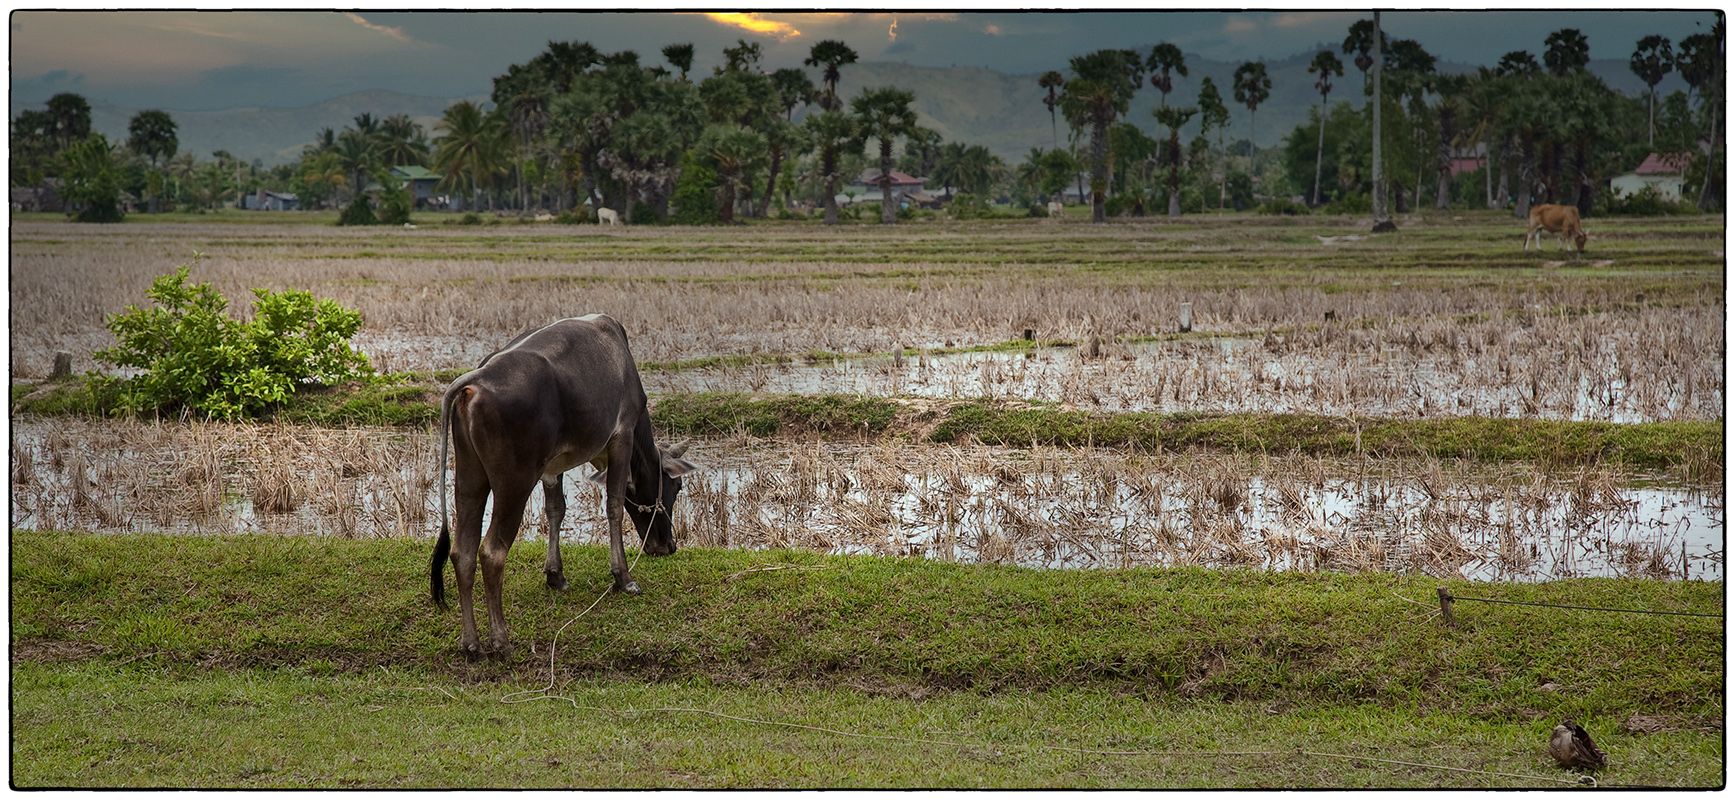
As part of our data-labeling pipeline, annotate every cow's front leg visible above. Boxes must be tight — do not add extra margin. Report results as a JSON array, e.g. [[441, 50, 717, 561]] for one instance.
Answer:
[[542, 474, 568, 590], [604, 437, 639, 595]]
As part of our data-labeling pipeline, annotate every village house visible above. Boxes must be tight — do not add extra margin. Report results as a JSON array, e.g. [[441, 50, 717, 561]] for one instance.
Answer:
[[241, 189, 300, 211], [839, 168, 928, 208], [1610, 152, 1690, 201]]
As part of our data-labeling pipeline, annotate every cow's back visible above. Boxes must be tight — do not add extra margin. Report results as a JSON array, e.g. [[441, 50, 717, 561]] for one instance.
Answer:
[[460, 315, 646, 466]]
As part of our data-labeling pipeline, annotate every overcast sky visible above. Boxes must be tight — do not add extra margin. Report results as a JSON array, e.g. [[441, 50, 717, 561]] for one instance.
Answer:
[[11, 10, 1722, 111]]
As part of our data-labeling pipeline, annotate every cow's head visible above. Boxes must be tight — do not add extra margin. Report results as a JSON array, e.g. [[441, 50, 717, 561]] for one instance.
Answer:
[[1574, 228, 1589, 253], [627, 440, 697, 556]]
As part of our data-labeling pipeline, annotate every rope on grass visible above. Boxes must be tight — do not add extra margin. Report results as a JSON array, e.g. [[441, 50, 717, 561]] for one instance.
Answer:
[[1448, 593, 1722, 619]]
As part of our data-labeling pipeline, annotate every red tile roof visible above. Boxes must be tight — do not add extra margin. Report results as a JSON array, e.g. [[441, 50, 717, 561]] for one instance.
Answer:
[[1633, 152, 1690, 175]]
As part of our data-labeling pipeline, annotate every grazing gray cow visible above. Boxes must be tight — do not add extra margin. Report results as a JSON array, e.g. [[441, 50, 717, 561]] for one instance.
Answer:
[[429, 314, 696, 659]]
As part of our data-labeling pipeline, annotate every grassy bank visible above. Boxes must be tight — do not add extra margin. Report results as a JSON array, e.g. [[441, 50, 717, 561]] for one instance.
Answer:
[[13, 375, 1722, 476], [11, 531, 1723, 788], [15, 531, 1721, 719]]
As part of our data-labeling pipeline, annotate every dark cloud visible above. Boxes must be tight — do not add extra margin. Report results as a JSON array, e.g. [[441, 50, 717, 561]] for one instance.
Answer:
[[10, 10, 1720, 111]]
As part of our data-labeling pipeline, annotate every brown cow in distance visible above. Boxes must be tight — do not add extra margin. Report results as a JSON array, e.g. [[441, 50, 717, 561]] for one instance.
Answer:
[[1524, 203, 1589, 256]]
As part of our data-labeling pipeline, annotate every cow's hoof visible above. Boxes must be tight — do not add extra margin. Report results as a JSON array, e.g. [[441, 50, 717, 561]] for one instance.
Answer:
[[461, 642, 484, 663], [545, 571, 568, 591], [488, 644, 511, 662], [615, 579, 641, 595]]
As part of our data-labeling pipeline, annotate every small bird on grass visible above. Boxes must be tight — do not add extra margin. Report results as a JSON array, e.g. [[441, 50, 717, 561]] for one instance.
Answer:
[[1549, 720, 1607, 770]]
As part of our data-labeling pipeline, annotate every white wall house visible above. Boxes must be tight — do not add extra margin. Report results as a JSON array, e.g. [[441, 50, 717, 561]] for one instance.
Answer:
[[1611, 153, 1689, 201]]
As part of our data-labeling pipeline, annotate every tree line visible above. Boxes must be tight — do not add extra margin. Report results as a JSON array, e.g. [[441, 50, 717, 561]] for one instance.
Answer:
[[11, 19, 1724, 224]]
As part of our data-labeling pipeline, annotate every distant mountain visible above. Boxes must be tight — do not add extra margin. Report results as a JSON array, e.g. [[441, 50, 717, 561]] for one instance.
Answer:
[[38, 56, 1688, 168]]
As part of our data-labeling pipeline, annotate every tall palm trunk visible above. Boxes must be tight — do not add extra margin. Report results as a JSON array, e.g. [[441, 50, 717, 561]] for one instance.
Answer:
[[760, 145, 785, 218], [1514, 133, 1534, 219], [879, 139, 896, 224], [1167, 131, 1183, 218], [1090, 117, 1109, 223], [1371, 11, 1388, 227], [718, 171, 738, 224], [822, 146, 841, 225], [1698, 89, 1722, 210], [1648, 87, 1657, 147], [1312, 98, 1328, 205], [1217, 126, 1227, 210], [1436, 115, 1453, 209]]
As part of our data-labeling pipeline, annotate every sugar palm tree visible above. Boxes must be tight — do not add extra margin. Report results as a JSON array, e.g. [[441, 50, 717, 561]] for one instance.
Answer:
[[662, 43, 695, 81], [1544, 28, 1591, 76], [771, 68, 817, 120], [1307, 51, 1344, 206], [852, 87, 920, 224], [1060, 49, 1143, 223], [804, 110, 861, 224], [378, 114, 430, 167], [1146, 43, 1188, 107], [697, 124, 767, 223], [1342, 19, 1381, 92], [805, 40, 859, 112], [1153, 105, 1197, 217], [1630, 36, 1675, 147], [1039, 71, 1065, 149], [1196, 76, 1230, 209], [334, 130, 377, 201], [1232, 61, 1272, 156]]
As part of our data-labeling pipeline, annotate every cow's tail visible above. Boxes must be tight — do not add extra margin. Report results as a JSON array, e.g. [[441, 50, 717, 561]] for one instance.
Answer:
[[430, 381, 462, 610]]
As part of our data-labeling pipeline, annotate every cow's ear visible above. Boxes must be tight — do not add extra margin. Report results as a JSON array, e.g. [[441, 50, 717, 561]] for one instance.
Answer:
[[663, 457, 698, 478]]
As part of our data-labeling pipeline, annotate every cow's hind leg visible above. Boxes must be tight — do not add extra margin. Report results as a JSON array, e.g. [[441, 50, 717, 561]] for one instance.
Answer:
[[480, 478, 534, 657], [542, 473, 568, 590], [452, 456, 488, 661]]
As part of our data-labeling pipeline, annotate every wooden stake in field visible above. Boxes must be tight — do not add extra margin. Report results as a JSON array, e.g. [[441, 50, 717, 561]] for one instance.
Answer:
[[1179, 302, 1193, 334]]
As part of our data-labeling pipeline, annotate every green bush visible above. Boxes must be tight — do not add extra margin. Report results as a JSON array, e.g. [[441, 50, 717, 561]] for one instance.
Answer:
[[60, 135, 126, 223], [948, 192, 994, 220], [1257, 197, 1311, 216], [459, 211, 483, 225], [337, 194, 377, 226], [1606, 186, 1701, 216], [377, 184, 413, 226], [669, 153, 721, 225], [92, 265, 372, 420], [1323, 192, 1372, 215]]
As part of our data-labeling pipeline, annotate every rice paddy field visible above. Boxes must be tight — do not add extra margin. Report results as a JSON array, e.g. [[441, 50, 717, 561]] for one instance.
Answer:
[[8, 209, 1727, 788]]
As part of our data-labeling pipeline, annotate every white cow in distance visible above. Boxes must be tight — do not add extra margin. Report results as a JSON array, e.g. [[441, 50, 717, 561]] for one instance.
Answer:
[[596, 207, 621, 226], [1047, 200, 1064, 218]]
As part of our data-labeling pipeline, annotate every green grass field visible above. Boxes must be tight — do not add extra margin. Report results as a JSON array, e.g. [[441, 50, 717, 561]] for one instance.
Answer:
[[11, 531, 1723, 788]]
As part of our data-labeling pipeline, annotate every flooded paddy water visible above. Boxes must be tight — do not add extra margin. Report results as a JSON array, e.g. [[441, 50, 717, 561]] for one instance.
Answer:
[[644, 307, 1721, 424], [13, 419, 1721, 582]]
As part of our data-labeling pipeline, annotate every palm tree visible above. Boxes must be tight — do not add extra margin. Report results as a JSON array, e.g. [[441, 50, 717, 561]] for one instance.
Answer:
[[1060, 49, 1143, 223], [1306, 51, 1344, 206], [1232, 61, 1272, 182], [127, 110, 179, 213], [378, 114, 430, 167], [805, 40, 859, 111], [758, 118, 803, 218], [1038, 71, 1065, 149], [126, 110, 177, 168], [1147, 43, 1188, 108], [1630, 36, 1675, 147], [1370, 11, 1390, 230], [697, 124, 767, 223], [721, 39, 763, 74], [1153, 105, 1197, 217], [852, 87, 920, 224], [1544, 28, 1591, 76], [662, 43, 695, 81], [804, 110, 861, 224], [1496, 50, 1541, 77], [771, 68, 817, 120], [1343, 19, 1381, 92], [45, 92, 91, 151], [433, 101, 504, 211], [351, 113, 382, 139], [334, 130, 378, 201], [1196, 76, 1230, 209]]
